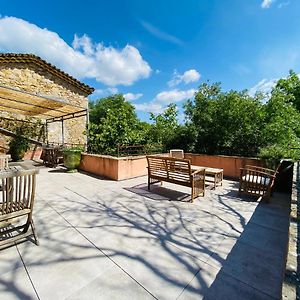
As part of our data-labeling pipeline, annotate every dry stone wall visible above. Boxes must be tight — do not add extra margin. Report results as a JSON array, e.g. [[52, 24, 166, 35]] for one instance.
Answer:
[[0, 62, 89, 149]]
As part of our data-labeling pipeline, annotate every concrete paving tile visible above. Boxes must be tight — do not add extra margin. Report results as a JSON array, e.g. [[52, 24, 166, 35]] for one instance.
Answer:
[[79, 225, 206, 300], [238, 221, 289, 257], [0, 246, 23, 276], [0, 265, 38, 300], [17, 228, 117, 300], [179, 269, 276, 300], [2, 168, 289, 299], [33, 206, 72, 237], [249, 208, 290, 233], [206, 239, 284, 299], [66, 263, 155, 300]]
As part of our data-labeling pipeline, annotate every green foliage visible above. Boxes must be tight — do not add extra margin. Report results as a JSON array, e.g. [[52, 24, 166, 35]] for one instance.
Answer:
[[184, 82, 265, 156], [148, 103, 179, 151], [87, 71, 300, 162], [276, 70, 300, 111], [0, 116, 45, 141], [88, 94, 143, 154], [9, 126, 30, 161], [5, 118, 45, 161]]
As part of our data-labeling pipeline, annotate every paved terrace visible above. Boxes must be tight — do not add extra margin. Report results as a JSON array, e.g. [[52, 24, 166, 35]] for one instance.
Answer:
[[1, 164, 290, 300]]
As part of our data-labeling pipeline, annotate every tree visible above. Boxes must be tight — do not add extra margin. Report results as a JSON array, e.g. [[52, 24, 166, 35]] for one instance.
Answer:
[[184, 82, 265, 156], [259, 88, 300, 161], [88, 94, 141, 154], [276, 70, 300, 111], [148, 103, 179, 150]]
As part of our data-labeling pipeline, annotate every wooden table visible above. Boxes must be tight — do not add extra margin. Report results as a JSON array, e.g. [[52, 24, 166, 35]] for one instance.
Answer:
[[191, 165, 223, 189]]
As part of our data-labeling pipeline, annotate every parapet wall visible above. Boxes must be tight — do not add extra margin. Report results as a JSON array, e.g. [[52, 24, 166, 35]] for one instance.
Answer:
[[79, 153, 148, 180], [79, 152, 265, 181], [185, 153, 264, 179]]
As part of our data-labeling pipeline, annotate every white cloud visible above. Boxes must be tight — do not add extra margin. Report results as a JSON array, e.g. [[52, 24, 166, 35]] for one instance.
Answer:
[[249, 72, 300, 98], [248, 78, 277, 97], [123, 93, 143, 101], [155, 88, 196, 104], [135, 88, 196, 114], [89, 87, 119, 100], [134, 102, 164, 114], [168, 69, 200, 87], [0, 16, 151, 86], [261, 0, 275, 8], [278, 1, 290, 8], [140, 20, 183, 46]]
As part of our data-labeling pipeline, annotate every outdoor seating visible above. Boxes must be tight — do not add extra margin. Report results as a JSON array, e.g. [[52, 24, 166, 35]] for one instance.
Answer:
[[0, 167, 39, 248], [146, 155, 205, 202], [42, 144, 63, 168], [238, 164, 279, 201], [191, 165, 223, 189], [0, 154, 10, 169], [169, 149, 184, 159]]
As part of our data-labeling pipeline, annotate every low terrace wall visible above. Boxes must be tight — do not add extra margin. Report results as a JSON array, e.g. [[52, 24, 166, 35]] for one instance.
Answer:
[[79, 152, 265, 181], [185, 153, 264, 179], [79, 153, 148, 180]]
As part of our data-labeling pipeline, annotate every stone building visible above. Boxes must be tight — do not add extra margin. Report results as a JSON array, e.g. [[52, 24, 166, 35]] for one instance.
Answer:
[[0, 53, 94, 151]]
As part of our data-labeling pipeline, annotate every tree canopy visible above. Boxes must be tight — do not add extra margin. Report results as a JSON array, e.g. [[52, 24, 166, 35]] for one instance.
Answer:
[[88, 70, 300, 160]]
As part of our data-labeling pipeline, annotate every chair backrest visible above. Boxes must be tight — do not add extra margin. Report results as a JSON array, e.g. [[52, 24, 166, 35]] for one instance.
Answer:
[[0, 168, 38, 219], [0, 154, 10, 169], [147, 155, 192, 183], [170, 149, 184, 159]]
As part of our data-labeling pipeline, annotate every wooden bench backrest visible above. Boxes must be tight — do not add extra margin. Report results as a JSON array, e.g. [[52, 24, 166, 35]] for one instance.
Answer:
[[147, 155, 192, 184], [0, 169, 38, 222]]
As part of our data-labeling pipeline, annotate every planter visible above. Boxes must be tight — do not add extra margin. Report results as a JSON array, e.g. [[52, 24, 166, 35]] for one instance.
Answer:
[[63, 149, 82, 172], [10, 149, 26, 162], [80, 153, 148, 180]]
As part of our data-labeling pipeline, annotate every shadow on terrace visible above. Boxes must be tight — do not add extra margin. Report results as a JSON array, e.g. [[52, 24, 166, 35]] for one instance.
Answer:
[[0, 167, 291, 299]]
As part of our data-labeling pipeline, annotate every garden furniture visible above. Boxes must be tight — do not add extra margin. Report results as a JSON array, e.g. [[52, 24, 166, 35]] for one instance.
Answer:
[[238, 164, 280, 201], [0, 167, 39, 248], [146, 155, 205, 202], [169, 149, 184, 159]]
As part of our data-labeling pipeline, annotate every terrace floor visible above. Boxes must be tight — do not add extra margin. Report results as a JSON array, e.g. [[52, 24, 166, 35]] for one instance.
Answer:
[[0, 163, 291, 300]]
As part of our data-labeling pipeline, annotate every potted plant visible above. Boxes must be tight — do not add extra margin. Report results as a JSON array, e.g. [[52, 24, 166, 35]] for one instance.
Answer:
[[9, 134, 30, 162], [63, 147, 83, 172]]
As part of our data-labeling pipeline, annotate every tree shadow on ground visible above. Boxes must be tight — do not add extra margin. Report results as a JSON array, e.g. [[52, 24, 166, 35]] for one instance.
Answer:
[[0, 174, 291, 299]]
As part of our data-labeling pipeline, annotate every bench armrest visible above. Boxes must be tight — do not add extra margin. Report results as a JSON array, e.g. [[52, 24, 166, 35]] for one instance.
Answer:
[[191, 169, 205, 176]]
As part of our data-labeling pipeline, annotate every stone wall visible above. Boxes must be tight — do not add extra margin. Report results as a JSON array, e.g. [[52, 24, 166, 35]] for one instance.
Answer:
[[0, 62, 89, 149]]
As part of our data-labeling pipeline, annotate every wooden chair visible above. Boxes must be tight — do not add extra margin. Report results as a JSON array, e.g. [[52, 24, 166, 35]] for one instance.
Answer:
[[238, 163, 280, 201], [42, 145, 62, 167], [170, 149, 184, 159], [0, 168, 39, 248], [0, 154, 10, 169]]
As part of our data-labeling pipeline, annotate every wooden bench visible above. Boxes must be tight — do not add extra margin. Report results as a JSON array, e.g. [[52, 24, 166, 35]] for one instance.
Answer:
[[146, 155, 205, 202]]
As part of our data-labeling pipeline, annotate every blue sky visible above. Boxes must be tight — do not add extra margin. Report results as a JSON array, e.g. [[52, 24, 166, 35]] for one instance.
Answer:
[[0, 0, 300, 121]]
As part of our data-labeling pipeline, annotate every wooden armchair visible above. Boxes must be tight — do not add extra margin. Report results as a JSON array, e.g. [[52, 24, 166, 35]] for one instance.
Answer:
[[0, 168, 39, 248], [238, 164, 279, 201]]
